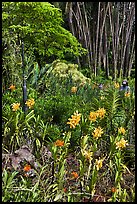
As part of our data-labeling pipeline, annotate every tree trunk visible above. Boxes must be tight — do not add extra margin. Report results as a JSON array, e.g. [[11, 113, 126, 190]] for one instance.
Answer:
[[82, 2, 93, 73], [127, 33, 135, 78], [94, 2, 101, 77], [108, 2, 117, 79], [98, 3, 109, 73], [68, 2, 81, 67], [104, 23, 109, 78], [120, 2, 135, 77], [76, 2, 91, 69], [124, 30, 132, 77]]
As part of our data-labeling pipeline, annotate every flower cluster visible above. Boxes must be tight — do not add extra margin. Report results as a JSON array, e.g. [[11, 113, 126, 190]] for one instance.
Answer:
[[114, 82, 120, 89], [116, 138, 128, 149], [111, 187, 117, 193], [9, 84, 16, 91], [71, 86, 77, 93], [23, 164, 34, 177], [67, 110, 81, 128], [54, 140, 64, 147], [12, 103, 20, 111], [23, 164, 31, 172], [82, 149, 93, 160], [71, 171, 79, 179], [124, 92, 130, 97], [25, 98, 35, 109], [89, 108, 106, 122], [89, 111, 97, 122], [95, 158, 103, 171], [118, 127, 126, 135], [96, 108, 106, 119], [92, 126, 103, 139]]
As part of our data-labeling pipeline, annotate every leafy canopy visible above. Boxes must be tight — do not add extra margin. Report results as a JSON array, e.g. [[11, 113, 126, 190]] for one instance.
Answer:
[[2, 2, 87, 59]]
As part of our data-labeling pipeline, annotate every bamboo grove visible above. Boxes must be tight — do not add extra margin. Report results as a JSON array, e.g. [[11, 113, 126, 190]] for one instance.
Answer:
[[59, 2, 135, 79]]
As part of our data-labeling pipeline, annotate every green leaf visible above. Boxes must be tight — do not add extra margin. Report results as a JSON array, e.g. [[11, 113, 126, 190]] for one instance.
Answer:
[[25, 110, 35, 123], [115, 171, 119, 183], [36, 138, 41, 148], [54, 193, 63, 201], [32, 62, 39, 86]]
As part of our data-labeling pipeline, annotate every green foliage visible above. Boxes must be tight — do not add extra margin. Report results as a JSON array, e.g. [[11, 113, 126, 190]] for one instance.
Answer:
[[2, 69, 135, 202], [2, 1, 135, 201], [2, 2, 87, 78], [104, 88, 121, 118], [2, 170, 19, 202], [51, 60, 90, 83]]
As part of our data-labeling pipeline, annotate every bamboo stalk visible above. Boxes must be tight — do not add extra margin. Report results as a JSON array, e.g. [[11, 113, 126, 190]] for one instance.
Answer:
[[120, 2, 135, 77], [128, 33, 135, 77], [68, 2, 81, 67], [108, 2, 117, 79], [104, 23, 109, 78], [98, 3, 109, 72], [82, 2, 93, 71], [76, 2, 91, 69], [94, 2, 101, 77]]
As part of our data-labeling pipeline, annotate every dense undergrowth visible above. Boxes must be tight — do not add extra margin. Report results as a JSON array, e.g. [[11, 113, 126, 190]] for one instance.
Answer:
[[2, 74, 135, 202]]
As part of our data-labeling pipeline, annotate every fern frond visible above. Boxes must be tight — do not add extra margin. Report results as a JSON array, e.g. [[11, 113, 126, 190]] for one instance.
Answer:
[[104, 88, 121, 118]]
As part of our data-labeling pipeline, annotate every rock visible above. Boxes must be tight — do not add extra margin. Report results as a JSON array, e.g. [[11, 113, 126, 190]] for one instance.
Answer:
[[14, 145, 35, 163], [2, 145, 52, 172], [2, 145, 36, 171]]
